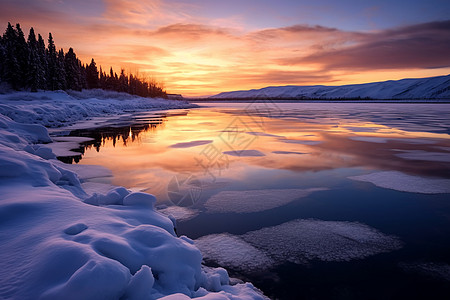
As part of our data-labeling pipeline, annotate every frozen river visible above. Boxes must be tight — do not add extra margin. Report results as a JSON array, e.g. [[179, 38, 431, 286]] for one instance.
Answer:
[[55, 102, 450, 299]]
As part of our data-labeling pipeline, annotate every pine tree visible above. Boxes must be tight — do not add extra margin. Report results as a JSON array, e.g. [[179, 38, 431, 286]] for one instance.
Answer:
[[64, 48, 82, 90], [15, 24, 29, 89], [56, 48, 67, 90], [86, 58, 99, 89], [2, 23, 21, 89], [36, 34, 48, 90], [27, 28, 42, 91], [46, 32, 59, 90]]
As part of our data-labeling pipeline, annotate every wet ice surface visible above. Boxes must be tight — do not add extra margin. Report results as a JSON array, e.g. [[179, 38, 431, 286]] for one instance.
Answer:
[[223, 150, 265, 156], [204, 188, 327, 213], [196, 219, 402, 271], [272, 150, 308, 155], [195, 233, 275, 272], [400, 262, 450, 282], [169, 140, 213, 148], [394, 150, 450, 162], [349, 171, 450, 194], [157, 205, 200, 222], [349, 136, 437, 144]]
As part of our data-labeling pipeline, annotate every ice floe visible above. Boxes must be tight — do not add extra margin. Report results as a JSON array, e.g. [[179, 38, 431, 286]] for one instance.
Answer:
[[223, 150, 265, 157], [394, 150, 450, 162], [195, 219, 402, 271], [349, 171, 450, 194], [195, 233, 275, 272], [400, 262, 450, 282], [204, 188, 326, 213], [158, 205, 200, 222], [170, 140, 213, 148], [272, 150, 308, 155], [278, 138, 321, 145]]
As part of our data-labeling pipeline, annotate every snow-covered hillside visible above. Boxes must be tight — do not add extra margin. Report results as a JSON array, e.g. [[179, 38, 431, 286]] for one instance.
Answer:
[[211, 75, 450, 100], [0, 89, 196, 127], [0, 91, 266, 299]]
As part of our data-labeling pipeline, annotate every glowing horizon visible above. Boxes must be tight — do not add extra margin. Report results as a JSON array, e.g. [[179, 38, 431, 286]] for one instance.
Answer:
[[1, 0, 450, 97]]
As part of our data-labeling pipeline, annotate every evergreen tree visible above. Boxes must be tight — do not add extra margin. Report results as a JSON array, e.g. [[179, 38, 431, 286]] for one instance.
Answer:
[[26, 28, 42, 91], [46, 32, 59, 90], [86, 58, 99, 89], [0, 23, 167, 98], [119, 69, 128, 92], [64, 47, 81, 90], [2, 23, 21, 89], [56, 48, 67, 90], [15, 23, 29, 89], [36, 34, 48, 89]]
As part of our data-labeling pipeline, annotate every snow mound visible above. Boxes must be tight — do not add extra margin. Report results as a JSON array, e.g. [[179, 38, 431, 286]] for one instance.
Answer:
[[0, 90, 195, 128], [0, 102, 265, 299], [205, 188, 326, 213], [349, 171, 450, 194], [195, 219, 402, 271]]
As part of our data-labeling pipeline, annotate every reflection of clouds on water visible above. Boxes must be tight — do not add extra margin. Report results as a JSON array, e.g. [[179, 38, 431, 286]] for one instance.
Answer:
[[196, 219, 402, 271]]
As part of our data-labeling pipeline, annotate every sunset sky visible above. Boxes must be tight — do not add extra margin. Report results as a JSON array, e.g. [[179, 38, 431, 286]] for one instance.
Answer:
[[1, 0, 450, 96]]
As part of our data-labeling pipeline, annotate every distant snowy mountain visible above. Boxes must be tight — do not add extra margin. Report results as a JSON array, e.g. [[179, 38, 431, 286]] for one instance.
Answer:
[[211, 75, 450, 100]]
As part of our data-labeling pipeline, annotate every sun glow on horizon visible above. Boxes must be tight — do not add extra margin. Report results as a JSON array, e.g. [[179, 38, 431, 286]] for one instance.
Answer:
[[1, 0, 449, 96]]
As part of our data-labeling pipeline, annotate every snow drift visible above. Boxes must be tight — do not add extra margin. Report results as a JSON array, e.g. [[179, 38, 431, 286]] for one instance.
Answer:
[[0, 92, 266, 299], [211, 74, 450, 100], [0, 89, 197, 127]]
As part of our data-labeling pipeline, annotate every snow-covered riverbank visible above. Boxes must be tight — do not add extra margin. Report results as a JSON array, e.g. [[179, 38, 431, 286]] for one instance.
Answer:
[[0, 91, 266, 299]]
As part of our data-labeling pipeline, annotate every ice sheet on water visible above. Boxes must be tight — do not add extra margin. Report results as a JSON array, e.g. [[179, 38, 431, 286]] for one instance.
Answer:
[[246, 131, 281, 137], [223, 150, 265, 157], [349, 171, 450, 194], [170, 140, 213, 148], [195, 233, 275, 272], [242, 219, 402, 264], [349, 136, 436, 144], [272, 150, 308, 155], [349, 136, 388, 143], [400, 262, 450, 282], [394, 150, 450, 162], [204, 188, 326, 213], [158, 205, 200, 222], [195, 219, 402, 271], [277, 138, 321, 145]]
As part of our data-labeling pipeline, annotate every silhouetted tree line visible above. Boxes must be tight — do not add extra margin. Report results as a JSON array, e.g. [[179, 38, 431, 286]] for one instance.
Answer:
[[0, 23, 167, 98]]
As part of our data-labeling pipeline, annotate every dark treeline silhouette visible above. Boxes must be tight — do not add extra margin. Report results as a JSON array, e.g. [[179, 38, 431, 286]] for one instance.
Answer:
[[0, 23, 167, 98]]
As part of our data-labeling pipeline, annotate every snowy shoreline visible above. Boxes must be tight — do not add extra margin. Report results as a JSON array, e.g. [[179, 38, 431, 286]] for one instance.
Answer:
[[0, 90, 266, 299]]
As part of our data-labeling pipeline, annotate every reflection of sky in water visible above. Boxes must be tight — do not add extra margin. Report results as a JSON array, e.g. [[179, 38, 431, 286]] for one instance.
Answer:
[[63, 103, 450, 299], [73, 103, 450, 204]]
